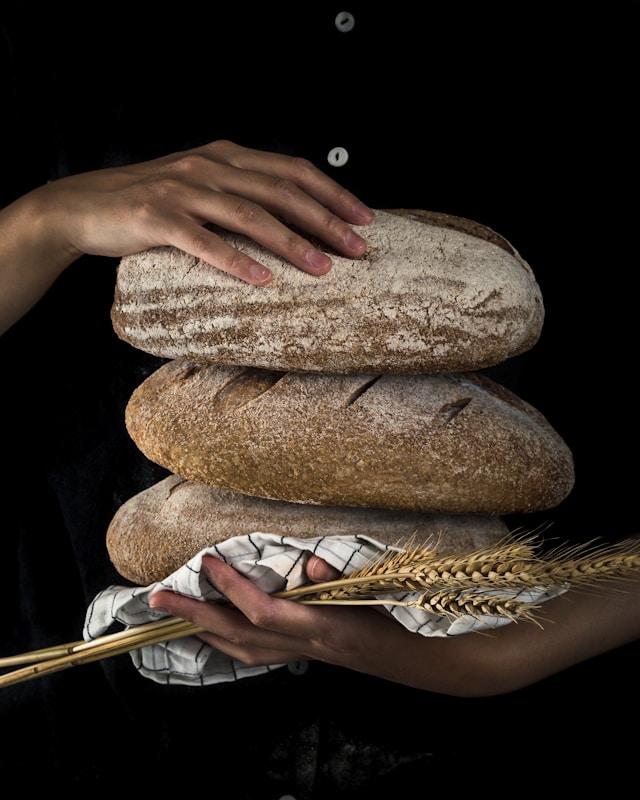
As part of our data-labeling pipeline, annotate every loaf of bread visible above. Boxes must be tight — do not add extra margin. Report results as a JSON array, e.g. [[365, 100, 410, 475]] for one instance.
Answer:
[[106, 474, 511, 585], [111, 209, 544, 374], [124, 361, 575, 515]]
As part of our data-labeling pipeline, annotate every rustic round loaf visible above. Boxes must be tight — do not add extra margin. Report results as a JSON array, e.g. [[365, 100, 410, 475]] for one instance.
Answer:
[[111, 209, 544, 374], [106, 474, 511, 585], [124, 361, 575, 514]]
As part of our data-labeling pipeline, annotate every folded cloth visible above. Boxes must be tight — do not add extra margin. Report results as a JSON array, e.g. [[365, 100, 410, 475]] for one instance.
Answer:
[[85, 533, 563, 686]]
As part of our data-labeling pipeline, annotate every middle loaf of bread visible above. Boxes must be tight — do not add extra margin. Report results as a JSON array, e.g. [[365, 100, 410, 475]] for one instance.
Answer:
[[125, 361, 575, 515]]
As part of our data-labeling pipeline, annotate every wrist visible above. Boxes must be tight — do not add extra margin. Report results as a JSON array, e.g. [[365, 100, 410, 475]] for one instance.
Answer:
[[0, 184, 84, 334], [24, 182, 85, 273]]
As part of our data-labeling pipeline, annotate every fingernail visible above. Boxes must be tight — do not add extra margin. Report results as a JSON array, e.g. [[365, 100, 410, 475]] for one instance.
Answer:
[[354, 203, 375, 224], [250, 263, 272, 282], [149, 599, 170, 614], [202, 561, 214, 581], [345, 229, 367, 254], [306, 249, 332, 272]]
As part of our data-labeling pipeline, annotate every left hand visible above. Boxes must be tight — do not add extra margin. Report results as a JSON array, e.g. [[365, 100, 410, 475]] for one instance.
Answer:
[[148, 554, 397, 669]]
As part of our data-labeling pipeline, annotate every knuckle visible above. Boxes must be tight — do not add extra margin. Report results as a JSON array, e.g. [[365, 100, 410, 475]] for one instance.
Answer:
[[322, 212, 346, 234], [209, 138, 240, 161], [319, 211, 351, 241], [270, 177, 298, 202], [230, 198, 262, 226], [128, 183, 175, 225], [245, 605, 276, 628], [289, 155, 320, 180], [187, 227, 216, 259], [232, 649, 264, 668], [165, 151, 210, 176], [224, 250, 254, 276], [128, 170, 188, 220]]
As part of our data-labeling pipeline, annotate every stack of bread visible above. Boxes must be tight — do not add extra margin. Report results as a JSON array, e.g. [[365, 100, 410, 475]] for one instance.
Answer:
[[106, 209, 575, 588]]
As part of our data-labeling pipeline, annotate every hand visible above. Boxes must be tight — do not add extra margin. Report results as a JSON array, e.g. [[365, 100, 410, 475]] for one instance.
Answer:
[[39, 139, 375, 283], [0, 139, 374, 333], [149, 554, 400, 671], [147, 547, 640, 696]]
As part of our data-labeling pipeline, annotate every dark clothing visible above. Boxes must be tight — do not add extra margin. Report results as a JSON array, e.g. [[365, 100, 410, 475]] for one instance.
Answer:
[[1, 4, 638, 794]]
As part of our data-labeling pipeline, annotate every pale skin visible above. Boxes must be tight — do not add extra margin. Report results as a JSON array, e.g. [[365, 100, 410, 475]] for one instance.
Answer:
[[3, 138, 639, 697], [0, 139, 374, 335]]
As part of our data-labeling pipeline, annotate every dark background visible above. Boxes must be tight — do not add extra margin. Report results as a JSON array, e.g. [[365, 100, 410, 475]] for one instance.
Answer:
[[1, 4, 638, 794]]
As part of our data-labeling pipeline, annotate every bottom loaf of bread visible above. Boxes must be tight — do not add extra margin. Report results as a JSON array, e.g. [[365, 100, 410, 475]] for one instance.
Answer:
[[106, 474, 511, 585]]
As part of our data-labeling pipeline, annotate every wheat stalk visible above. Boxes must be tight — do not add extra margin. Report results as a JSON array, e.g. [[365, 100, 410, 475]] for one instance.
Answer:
[[0, 617, 202, 687], [277, 533, 640, 604], [2, 532, 640, 689]]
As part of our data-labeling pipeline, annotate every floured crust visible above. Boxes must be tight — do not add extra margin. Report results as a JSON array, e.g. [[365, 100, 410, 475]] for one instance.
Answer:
[[106, 474, 511, 585], [111, 209, 544, 374], [124, 361, 575, 515]]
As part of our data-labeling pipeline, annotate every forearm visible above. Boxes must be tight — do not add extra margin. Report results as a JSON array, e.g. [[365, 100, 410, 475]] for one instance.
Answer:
[[159, 555, 640, 698], [357, 577, 640, 697], [0, 185, 81, 334]]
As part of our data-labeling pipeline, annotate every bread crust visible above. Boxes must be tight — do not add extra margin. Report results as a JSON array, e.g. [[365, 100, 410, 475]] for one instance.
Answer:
[[111, 209, 544, 374], [124, 361, 575, 515], [106, 474, 511, 585]]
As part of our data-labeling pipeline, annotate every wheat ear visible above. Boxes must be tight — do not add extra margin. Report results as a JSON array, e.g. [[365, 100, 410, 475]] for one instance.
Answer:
[[277, 533, 640, 604]]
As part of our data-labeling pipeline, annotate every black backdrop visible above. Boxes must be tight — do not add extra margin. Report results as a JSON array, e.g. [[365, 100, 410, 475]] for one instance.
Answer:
[[1, 4, 638, 794]]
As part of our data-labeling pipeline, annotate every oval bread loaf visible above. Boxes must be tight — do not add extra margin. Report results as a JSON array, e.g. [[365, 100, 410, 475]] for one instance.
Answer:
[[106, 474, 511, 585], [111, 209, 544, 374], [124, 361, 575, 515]]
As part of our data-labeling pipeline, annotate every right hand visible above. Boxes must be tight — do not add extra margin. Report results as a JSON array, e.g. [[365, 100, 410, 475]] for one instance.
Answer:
[[38, 138, 376, 284], [0, 139, 375, 333]]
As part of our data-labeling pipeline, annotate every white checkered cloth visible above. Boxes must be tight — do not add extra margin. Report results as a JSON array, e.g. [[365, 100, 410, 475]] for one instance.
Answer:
[[85, 533, 564, 686]]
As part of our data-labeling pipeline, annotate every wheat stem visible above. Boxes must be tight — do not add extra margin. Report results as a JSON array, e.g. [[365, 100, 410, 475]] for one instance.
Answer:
[[0, 618, 202, 688], [2, 532, 639, 689], [0, 642, 87, 667], [278, 536, 640, 604], [0, 615, 205, 668]]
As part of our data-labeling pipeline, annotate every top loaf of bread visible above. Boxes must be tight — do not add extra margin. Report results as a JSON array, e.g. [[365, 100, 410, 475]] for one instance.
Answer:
[[111, 209, 544, 374]]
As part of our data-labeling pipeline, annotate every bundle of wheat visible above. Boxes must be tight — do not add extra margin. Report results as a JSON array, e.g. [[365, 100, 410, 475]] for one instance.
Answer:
[[3, 532, 639, 689]]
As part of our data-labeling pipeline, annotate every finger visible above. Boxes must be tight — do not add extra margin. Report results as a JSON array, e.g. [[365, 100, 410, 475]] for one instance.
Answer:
[[196, 631, 303, 668], [200, 556, 283, 612], [201, 556, 334, 640], [149, 587, 308, 666], [132, 165, 339, 280], [196, 612, 307, 668], [174, 145, 373, 259], [163, 210, 336, 283], [157, 216, 276, 284], [306, 555, 342, 583], [223, 175, 370, 260], [150, 561, 309, 640], [197, 140, 375, 225]]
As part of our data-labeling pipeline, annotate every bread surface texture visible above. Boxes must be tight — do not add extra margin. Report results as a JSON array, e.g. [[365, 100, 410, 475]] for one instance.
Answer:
[[107, 474, 511, 585], [124, 361, 574, 515], [111, 209, 544, 374]]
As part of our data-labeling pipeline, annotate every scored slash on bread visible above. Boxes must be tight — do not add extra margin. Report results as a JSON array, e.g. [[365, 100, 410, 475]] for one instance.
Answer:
[[107, 208, 574, 586], [124, 362, 575, 516]]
